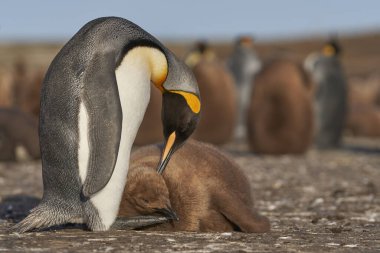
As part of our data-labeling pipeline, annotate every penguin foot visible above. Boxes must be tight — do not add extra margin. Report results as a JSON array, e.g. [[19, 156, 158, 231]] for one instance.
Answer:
[[111, 216, 173, 230], [10, 204, 68, 233]]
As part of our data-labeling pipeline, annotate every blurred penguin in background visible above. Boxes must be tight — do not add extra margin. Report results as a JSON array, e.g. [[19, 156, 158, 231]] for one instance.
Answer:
[[227, 36, 261, 139], [247, 58, 314, 154], [0, 108, 40, 161], [10, 60, 44, 118], [16, 68, 45, 117], [0, 66, 14, 107], [184, 40, 216, 68], [11, 60, 29, 108], [185, 41, 237, 144], [346, 75, 380, 137], [305, 39, 348, 149], [346, 107, 380, 137]]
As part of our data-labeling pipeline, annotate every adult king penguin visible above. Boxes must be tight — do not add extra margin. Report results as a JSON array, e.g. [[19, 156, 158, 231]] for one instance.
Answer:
[[14, 17, 200, 232]]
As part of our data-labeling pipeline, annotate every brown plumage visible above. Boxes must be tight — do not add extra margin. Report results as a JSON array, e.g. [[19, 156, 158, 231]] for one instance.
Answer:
[[0, 108, 40, 161], [346, 77, 380, 137], [346, 106, 380, 137], [18, 69, 44, 117], [11, 61, 44, 118], [134, 85, 163, 145], [191, 60, 237, 144], [119, 139, 270, 233], [11, 60, 29, 108], [247, 58, 314, 154], [0, 67, 14, 107]]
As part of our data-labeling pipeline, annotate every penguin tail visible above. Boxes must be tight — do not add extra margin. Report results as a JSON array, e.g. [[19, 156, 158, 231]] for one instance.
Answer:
[[11, 204, 68, 233]]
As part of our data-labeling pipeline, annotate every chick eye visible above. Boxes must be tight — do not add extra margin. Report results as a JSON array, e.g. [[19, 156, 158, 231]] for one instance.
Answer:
[[141, 198, 149, 204]]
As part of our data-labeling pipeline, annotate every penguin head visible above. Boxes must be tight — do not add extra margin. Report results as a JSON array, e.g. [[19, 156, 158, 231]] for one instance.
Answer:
[[184, 40, 216, 68], [124, 166, 178, 220], [322, 39, 341, 57], [125, 44, 200, 175], [236, 35, 255, 48], [156, 56, 201, 174], [195, 40, 209, 54]]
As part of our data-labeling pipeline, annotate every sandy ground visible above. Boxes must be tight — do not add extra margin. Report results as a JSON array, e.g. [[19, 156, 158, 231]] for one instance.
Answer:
[[0, 137, 379, 253]]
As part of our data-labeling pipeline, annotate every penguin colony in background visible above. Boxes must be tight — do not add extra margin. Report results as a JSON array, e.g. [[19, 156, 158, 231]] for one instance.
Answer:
[[247, 58, 314, 154], [119, 139, 270, 233], [0, 108, 40, 161], [305, 40, 348, 149], [227, 36, 261, 139], [14, 17, 201, 232], [185, 41, 237, 144]]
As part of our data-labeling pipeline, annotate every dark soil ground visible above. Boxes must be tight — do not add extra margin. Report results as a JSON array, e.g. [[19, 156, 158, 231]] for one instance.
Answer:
[[0, 137, 379, 253]]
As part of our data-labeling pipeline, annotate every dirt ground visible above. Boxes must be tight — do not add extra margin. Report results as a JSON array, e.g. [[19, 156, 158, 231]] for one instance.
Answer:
[[0, 137, 379, 253]]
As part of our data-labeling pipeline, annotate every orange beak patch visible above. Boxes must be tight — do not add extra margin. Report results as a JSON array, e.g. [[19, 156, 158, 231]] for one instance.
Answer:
[[157, 132, 177, 174]]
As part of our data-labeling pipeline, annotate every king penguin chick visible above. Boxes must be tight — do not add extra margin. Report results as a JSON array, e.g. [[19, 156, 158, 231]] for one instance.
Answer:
[[304, 39, 348, 149], [185, 41, 237, 144], [119, 139, 270, 233], [14, 67, 45, 118], [0, 66, 14, 107], [346, 106, 380, 137], [227, 36, 261, 139], [247, 58, 314, 154], [14, 17, 201, 233], [0, 108, 40, 161]]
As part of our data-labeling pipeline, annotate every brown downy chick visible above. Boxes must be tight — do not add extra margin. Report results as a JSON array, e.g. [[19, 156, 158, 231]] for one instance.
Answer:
[[247, 58, 314, 154], [183, 41, 237, 145], [119, 139, 270, 233], [191, 60, 237, 144], [0, 108, 40, 161], [118, 166, 177, 220]]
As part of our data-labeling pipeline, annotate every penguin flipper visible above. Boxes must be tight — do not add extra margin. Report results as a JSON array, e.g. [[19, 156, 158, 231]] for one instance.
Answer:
[[81, 53, 123, 198], [111, 216, 172, 230]]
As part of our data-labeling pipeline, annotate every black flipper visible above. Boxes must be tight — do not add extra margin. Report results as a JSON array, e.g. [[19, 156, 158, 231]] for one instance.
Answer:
[[81, 53, 123, 198], [111, 216, 172, 230]]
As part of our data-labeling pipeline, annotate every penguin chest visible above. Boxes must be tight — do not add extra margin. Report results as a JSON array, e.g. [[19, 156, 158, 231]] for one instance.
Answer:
[[77, 56, 152, 228]]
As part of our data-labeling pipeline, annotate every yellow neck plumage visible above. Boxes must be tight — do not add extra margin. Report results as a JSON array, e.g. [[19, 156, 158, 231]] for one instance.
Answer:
[[134, 46, 201, 114]]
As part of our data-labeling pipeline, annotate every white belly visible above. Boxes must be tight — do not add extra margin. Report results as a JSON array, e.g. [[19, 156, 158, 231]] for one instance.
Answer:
[[78, 54, 152, 229]]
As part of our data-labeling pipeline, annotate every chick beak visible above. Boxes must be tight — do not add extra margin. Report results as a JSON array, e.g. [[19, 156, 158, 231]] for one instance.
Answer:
[[155, 206, 179, 221], [157, 132, 176, 174]]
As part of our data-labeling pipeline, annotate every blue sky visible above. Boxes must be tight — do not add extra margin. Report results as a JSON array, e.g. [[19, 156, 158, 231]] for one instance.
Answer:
[[1, 0, 380, 42]]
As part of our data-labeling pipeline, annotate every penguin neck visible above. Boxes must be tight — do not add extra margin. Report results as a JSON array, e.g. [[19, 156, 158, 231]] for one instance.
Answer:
[[115, 46, 167, 151]]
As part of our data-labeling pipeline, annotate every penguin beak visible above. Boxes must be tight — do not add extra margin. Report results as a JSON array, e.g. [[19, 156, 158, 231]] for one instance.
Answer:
[[155, 207, 179, 221], [157, 132, 176, 174]]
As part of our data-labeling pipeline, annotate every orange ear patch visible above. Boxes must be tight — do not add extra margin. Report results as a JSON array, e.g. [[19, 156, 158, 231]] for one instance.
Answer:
[[169, 90, 201, 114]]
